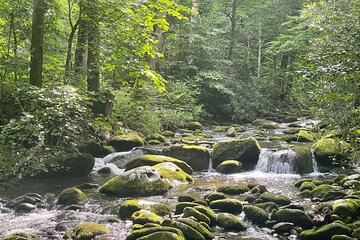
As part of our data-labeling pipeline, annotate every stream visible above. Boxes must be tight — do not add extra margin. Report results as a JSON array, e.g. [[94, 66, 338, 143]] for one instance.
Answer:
[[0, 118, 327, 240]]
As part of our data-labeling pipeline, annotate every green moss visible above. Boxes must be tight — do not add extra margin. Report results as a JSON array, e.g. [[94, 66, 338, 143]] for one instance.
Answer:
[[107, 216, 120, 223], [131, 210, 163, 225], [153, 162, 194, 186], [217, 184, 249, 195], [204, 192, 226, 204], [259, 192, 291, 206], [178, 195, 198, 202], [300, 182, 317, 191], [126, 226, 184, 240], [57, 187, 87, 205], [162, 131, 175, 137], [311, 184, 342, 199], [169, 144, 210, 171], [147, 140, 161, 145], [175, 202, 203, 214], [217, 213, 247, 231], [149, 203, 172, 216], [146, 134, 166, 143], [119, 199, 142, 219], [333, 199, 359, 219], [184, 121, 203, 131], [312, 138, 350, 165], [137, 231, 185, 240], [176, 218, 214, 240], [108, 131, 145, 151], [3, 232, 31, 240], [291, 144, 314, 174], [194, 206, 217, 227], [297, 130, 315, 142], [300, 223, 351, 240], [213, 127, 225, 132], [72, 222, 109, 240], [294, 178, 316, 188], [209, 199, 243, 213], [162, 220, 205, 240], [216, 160, 243, 174], [276, 209, 313, 229], [125, 155, 193, 175], [254, 202, 278, 212], [252, 119, 279, 129], [243, 205, 269, 225], [183, 207, 211, 226]]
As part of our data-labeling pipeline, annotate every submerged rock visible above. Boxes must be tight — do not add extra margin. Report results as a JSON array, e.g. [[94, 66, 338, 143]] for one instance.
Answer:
[[212, 137, 261, 169], [169, 145, 210, 171], [126, 155, 193, 175], [99, 166, 170, 197]]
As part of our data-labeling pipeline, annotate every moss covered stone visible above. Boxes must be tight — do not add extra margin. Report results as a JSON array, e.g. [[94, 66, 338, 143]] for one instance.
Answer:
[[311, 184, 342, 199], [217, 213, 247, 231], [333, 199, 359, 220], [312, 138, 350, 166], [216, 160, 243, 174], [178, 195, 198, 202], [252, 119, 279, 129], [331, 235, 357, 240], [131, 210, 163, 225], [175, 218, 214, 240], [259, 192, 291, 206], [299, 223, 351, 240], [194, 205, 217, 227], [119, 199, 142, 219], [212, 137, 261, 169], [168, 145, 210, 171], [137, 231, 185, 240], [99, 166, 170, 197], [162, 219, 205, 240], [225, 127, 237, 137], [3, 232, 30, 240], [243, 205, 269, 225], [153, 162, 193, 186], [183, 207, 211, 226], [72, 222, 109, 240], [297, 130, 315, 142], [150, 203, 172, 216], [126, 226, 184, 240], [276, 209, 313, 229], [147, 140, 161, 145], [254, 202, 278, 212], [204, 192, 226, 204], [175, 202, 203, 214], [299, 181, 317, 191], [184, 122, 203, 131], [108, 132, 145, 152], [217, 184, 249, 195], [126, 155, 193, 175], [291, 145, 314, 174], [162, 131, 175, 137], [57, 187, 87, 205], [209, 199, 243, 213]]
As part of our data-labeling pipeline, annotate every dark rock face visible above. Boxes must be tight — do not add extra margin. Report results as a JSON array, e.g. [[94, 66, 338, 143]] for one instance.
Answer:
[[169, 145, 210, 171]]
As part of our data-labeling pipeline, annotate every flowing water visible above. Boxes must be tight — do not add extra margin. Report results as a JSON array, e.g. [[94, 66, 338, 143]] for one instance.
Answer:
[[0, 118, 323, 239]]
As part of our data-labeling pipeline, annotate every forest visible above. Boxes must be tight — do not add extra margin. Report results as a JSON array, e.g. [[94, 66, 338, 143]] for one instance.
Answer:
[[0, 0, 359, 239]]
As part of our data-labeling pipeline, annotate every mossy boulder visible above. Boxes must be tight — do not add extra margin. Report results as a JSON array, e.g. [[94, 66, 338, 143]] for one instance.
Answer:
[[184, 122, 203, 131], [119, 199, 143, 219], [217, 184, 249, 195], [108, 132, 145, 152], [77, 141, 111, 158], [331, 235, 357, 240], [259, 193, 291, 206], [212, 137, 261, 169], [99, 166, 170, 197], [312, 138, 350, 166], [311, 184, 343, 200], [175, 218, 214, 240], [243, 205, 269, 225], [299, 181, 317, 191], [149, 203, 172, 216], [126, 226, 184, 240], [217, 213, 247, 231], [162, 219, 205, 240], [275, 209, 313, 229], [183, 207, 211, 226], [209, 199, 243, 213], [146, 134, 167, 143], [194, 206, 217, 226], [225, 127, 237, 137], [72, 222, 109, 240], [168, 145, 210, 171], [204, 192, 226, 204], [162, 131, 175, 137], [333, 199, 359, 220], [131, 210, 163, 225], [153, 162, 193, 186], [178, 195, 199, 202], [37, 152, 95, 178], [216, 160, 243, 174], [57, 187, 87, 205], [300, 223, 351, 240], [126, 155, 193, 175], [252, 119, 279, 129], [297, 130, 315, 142], [175, 202, 203, 214], [291, 144, 314, 174], [3, 232, 31, 240], [137, 232, 185, 240]]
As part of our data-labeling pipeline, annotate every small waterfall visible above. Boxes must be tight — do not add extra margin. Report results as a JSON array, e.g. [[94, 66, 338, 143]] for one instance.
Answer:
[[208, 157, 215, 172], [255, 148, 297, 174], [310, 149, 319, 173]]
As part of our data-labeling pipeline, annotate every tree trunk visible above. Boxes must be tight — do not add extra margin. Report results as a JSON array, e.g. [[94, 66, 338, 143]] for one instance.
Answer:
[[74, 0, 88, 71], [191, 0, 200, 24], [86, 0, 100, 92], [29, 0, 46, 87], [65, 0, 81, 72], [228, 0, 237, 60], [257, 25, 262, 79]]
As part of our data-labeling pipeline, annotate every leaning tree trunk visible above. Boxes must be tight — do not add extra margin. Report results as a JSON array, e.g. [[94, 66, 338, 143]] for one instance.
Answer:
[[228, 0, 237, 60], [29, 0, 46, 87], [86, 0, 100, 92]]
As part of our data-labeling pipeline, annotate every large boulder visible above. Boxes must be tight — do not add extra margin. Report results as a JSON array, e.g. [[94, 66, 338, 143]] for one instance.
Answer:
[[311, 184, 344, 200], [72, 222, 109, 240], [126, 226, 185, 240], [125, 155, 193, 175], [252, 119, 279, 129], [209, 199, 243, 213], [300, 223, 351, 240], [108, 132, 145, 152], [99, 166, 170, 197], [291, 144, 314, 174], [312, 138, 350, 166], [275, 209, 313, 229], [57, 187, 87, 205], [297, 130, 315, 142], [184, 121, 203, 131], [212, 137, 261, 169], [217, 213, 247, 231], [168, 145, 210, 171], [38, 152, 95, 178], [333, 199, 359, 220], [153, 162, 194, 186], [243, 205, 269, 225]]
